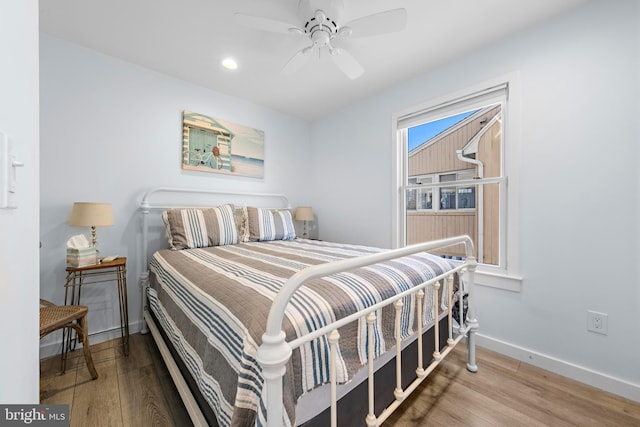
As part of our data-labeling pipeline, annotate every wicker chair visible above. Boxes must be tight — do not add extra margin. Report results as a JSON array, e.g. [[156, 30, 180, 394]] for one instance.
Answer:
[[39, 299, 98, 379]]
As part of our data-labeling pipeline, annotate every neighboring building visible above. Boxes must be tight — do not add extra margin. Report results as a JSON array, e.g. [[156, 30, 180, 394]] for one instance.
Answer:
[[407, 105, 501, 264]]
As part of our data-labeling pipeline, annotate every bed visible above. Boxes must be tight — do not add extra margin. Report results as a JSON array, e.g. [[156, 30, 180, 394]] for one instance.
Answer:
[[138, 187, 479, 427]]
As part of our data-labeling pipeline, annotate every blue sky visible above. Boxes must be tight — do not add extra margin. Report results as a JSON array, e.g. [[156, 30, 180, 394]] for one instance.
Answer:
[[408, 110, 477, 151]]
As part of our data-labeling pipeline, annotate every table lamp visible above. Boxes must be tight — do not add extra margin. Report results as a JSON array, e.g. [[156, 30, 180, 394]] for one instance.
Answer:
[[294, 207, 314, 239], [68, 202, 114, 251]]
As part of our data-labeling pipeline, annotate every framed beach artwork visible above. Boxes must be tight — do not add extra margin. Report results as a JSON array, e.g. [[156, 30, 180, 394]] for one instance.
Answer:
[[182, 110, 265, 179]]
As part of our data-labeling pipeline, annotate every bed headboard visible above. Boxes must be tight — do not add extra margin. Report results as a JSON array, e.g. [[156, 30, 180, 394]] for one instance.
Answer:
[[140, 187, 290, 212], [139, 186, 290, 258]]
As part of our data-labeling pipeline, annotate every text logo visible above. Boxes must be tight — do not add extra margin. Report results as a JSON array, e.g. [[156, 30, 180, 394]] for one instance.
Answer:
[[0, 405, 68, 427]]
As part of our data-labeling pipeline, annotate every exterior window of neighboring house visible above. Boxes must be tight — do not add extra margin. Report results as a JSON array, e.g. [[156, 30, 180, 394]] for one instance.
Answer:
[[406, 176, 433, 210], [443, 170, 477, 210], [407, 170, 475, 211], [393, 78, 521, 288]]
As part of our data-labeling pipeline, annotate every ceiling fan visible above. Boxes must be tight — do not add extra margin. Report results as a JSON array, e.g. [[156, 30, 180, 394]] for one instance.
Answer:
[[235, 0, 407, 79]]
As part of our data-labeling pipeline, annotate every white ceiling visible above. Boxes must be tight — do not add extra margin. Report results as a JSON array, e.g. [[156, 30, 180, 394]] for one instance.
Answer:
[[40, 0, 587, 121]]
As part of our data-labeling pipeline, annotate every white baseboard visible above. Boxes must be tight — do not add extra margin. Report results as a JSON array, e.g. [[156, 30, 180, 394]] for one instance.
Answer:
[[39, 320, 145, 360], [476, 333, 640, 403]]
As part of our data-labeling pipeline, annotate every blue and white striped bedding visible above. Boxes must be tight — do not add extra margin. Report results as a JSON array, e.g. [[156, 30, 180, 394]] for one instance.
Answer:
[[147, 239, 454, 427]]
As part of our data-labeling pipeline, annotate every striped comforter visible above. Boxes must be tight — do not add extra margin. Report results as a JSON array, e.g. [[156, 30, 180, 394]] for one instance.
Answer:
[[147, 239, 454, 427]]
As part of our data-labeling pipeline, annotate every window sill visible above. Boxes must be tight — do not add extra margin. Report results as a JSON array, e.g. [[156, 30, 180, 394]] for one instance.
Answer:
[[474, 269, 522, 292], [451, 261, 523, 292]]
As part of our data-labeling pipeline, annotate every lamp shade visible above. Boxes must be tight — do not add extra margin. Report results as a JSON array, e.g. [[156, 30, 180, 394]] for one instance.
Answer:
[[295, 207, 314, 221], [68, 202, 114, 227]]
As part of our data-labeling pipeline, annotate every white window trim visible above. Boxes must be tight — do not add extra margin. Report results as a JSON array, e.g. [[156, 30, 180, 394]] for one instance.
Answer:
[[391, 72, 523, 292]]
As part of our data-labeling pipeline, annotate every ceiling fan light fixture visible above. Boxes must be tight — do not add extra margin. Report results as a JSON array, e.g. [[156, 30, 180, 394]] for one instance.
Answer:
[[222, 58, 238, 70], [234, 1, 407, 79]]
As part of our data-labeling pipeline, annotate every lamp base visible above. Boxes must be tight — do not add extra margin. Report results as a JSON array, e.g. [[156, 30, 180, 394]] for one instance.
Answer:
[[90, 226, 100, 254]]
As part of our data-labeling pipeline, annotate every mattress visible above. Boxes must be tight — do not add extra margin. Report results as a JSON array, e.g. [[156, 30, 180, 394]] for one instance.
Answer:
[[147, 239, 455, 427]]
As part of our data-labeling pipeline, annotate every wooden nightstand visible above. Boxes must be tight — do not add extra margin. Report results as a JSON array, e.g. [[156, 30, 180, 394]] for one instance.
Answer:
[[64, 257, 129, 362]]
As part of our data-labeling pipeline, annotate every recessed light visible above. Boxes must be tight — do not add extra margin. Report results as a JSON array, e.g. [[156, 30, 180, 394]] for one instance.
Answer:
[[222, 58, 238, 70]]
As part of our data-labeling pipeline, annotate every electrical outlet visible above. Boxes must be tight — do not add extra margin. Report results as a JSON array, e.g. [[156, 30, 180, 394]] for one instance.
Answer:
[[587, 310, 608, 335]]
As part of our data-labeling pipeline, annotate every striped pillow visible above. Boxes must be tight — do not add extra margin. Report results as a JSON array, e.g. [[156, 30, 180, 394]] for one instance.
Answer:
[[235, 206, 250, 243], [162, 205, 238, 250], [247, 207, 296, 241]]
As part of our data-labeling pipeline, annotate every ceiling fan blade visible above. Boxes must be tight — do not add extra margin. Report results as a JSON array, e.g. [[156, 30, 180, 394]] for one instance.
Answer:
[[331, 48, 364, 79], [282, 47, 314, 75], [342, 8, 407, 38], [235, 13, 301, 35]]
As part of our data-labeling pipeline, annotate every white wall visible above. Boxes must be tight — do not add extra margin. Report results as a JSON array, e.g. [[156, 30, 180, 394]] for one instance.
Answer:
[[0, 0, 40, 403], [310, 0, 639, 399], [39, 35, 312, 353]]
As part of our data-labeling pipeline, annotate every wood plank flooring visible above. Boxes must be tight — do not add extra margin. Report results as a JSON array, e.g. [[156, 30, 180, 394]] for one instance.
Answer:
[[40, 333, 640, 426], [40, 332, 191, 427]]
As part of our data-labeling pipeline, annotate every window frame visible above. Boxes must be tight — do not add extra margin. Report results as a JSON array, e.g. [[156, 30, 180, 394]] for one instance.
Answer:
[[391, 73, 523, 291]]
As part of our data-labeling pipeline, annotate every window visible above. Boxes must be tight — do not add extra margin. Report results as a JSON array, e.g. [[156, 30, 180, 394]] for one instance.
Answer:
[[406, 176, 433, 210], [392, 75, 522, 290], [406, 170, 475, 211], [404, 104, 503, 265], [456, 171, 476, 209]]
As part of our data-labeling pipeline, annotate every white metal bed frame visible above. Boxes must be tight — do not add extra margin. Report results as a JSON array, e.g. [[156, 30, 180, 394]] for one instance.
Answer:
[[138, 187, 479, 427]]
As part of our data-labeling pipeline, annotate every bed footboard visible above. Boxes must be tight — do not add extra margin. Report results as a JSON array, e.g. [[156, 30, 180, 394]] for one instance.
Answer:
[[258, 235, 478, 427]]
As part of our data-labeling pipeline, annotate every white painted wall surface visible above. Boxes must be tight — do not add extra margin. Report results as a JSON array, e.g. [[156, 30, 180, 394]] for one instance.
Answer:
[[39, 35, 311, 353], [310, 0, 640, 399], [0, 0, 40, 403]]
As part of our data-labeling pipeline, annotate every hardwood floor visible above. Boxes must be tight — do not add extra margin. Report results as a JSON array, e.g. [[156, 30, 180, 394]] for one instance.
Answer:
[[40, 333, 191, 427], [382, 347, 640, 427], [40, 333, 640, 426]]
